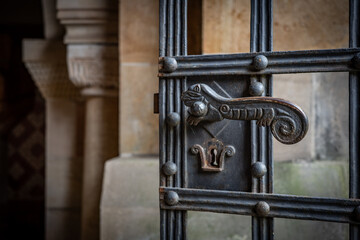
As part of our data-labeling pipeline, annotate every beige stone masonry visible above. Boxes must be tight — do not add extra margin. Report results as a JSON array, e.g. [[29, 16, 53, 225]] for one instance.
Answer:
[[119, 0, 159, 155], [67, 45, 118, 90], [57, 8, 117, 44]]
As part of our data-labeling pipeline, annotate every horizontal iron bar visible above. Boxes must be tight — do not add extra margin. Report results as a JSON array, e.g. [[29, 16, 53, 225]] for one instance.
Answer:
[[159, 187, 360, 224], [158, 48, 360, 77]]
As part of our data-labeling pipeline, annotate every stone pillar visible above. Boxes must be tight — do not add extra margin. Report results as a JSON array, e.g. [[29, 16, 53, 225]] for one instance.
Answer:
[[57, 1, 119, 239], [23, 39, 84, 240], [67, 44, 118, 240]]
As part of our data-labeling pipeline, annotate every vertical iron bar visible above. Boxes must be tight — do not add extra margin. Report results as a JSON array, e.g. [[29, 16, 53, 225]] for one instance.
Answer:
[[174, 1, 182, 239], [181, 78, 188, 240], [250, 0, 274, 239], [166, 0, 175, 238], [159, 0, 167, 239], [160, 0, 187, 239], [350, 0, 360, 239], [181, 1, 188, 239], [251, 116, 259, 193]]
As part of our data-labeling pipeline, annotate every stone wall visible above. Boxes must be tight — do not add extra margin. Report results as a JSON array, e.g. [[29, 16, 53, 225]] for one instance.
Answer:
[[119, 0, 159, 156]]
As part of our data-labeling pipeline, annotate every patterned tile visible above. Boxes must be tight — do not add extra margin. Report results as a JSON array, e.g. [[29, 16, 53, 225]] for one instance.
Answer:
[[7, 93, 45, 201]]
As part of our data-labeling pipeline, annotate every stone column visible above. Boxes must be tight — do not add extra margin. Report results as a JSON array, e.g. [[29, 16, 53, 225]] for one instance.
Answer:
[[57, 2, 119, 239], [23, 40, 84, 240]]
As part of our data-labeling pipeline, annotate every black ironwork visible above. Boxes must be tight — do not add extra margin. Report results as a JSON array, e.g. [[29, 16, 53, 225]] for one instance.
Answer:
[[350, 0, 360, 239], [159, 48, 360, 77], [181, 83, 308, 144], [190, 138, 235, 172], [158, 0, 360, 239], [160, 187, 360, 224]]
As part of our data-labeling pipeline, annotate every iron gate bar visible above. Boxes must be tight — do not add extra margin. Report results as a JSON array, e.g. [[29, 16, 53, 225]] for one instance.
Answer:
[[160, 187, 360, 224], [158, 48, 360, 77], [159, 0, 360, 239], [159, 0, 187, 239], [250, 0, 273, 239], [350, 0, 360, 239]]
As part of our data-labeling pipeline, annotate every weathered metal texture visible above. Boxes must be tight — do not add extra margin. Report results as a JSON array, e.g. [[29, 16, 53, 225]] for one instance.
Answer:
[[250, 0, 274, 239], [159, 0, 187, 239], [185, 76, 252, 192], [350, 0, 360, 239], [181, 83, 309, 144], [158, 0, 360, 239], [190, 138, 235, 172], [159, 187, 360, 224], [159, 48, 360, 77]]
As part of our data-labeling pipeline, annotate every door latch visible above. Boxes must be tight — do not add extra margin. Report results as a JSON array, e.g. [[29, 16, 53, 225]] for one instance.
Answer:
[[182, 83, 308, 145]]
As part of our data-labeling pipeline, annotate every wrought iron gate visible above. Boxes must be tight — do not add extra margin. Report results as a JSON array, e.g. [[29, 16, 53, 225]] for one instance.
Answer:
[[157, 0, 360, 239]]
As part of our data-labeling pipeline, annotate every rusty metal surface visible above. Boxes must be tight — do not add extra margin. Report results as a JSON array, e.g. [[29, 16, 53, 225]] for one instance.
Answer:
[[190, 138, 235, 172]]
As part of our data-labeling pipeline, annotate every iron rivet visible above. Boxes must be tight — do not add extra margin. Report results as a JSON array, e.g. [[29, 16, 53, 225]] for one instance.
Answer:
[[190, 101, 207, 117], [163, 57, 178, 73], [251, 162, 267, 178], [165, 191, 179, 206], [353, 205, 360, 221], [249, 81, 264, 96], [253, 55, 268, 71], [166, 112, 180, 127], [255, 201, 270, 217], [162, 162, 177, 176]]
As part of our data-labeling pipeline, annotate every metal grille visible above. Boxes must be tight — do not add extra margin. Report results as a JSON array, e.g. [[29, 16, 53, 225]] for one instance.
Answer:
[[158, 0, 360, 239]]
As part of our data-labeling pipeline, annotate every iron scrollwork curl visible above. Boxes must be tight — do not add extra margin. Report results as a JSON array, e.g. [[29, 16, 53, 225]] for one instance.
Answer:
[[181, 84, 309, 145]]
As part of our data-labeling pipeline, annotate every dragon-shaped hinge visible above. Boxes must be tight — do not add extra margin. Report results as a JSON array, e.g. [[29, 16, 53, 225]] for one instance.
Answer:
[[191, 138, 235, 172]]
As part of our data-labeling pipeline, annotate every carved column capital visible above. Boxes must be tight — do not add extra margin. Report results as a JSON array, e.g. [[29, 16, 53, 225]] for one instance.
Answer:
[[57, 0, 119, 97], [57, 0, 117, 44], [57, 9, 117, 44], [67, 44, 118, 97], [23, 39, 81, 100]]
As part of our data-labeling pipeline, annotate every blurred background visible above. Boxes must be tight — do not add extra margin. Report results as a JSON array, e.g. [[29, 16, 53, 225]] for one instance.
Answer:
[[0, 0, 350, 239]]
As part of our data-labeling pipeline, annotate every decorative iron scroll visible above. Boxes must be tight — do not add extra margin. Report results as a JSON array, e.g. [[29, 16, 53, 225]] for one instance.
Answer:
[[181, 84, 309, 145], [190, 138, 235, 172]]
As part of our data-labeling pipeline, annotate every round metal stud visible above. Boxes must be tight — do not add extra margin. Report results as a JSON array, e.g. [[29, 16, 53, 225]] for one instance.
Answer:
[[163, 57, 178, 73], [255, 201, 270, 217], [253, 55, 268, 71], [166, 112, 180, 127], [353, 205, 360, 222], [162, 162, 177, 176], [249, 81, 264, 96], [190, 101, 207, 117], [251, 162, 267, 178], [165, 191, 179, 206]]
